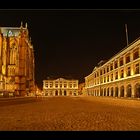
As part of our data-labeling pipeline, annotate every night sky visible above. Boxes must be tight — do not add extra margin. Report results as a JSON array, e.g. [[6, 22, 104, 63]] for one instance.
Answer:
[[0, 9, 140, 89]]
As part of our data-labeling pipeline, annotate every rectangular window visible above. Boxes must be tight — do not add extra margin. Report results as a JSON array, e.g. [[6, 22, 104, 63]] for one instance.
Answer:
[[111, 73, 113, 81], [120, 58, 123, 66], [114, 61, 118, 69], [73, 84, 77, 88], [115, 72, 118, 80], [107, 75, 109, 82], [126, 55, 130, 63], [110, 64, 113, 71], [107, 66, 109, 72], [69, 84, 72, 88], [104, 68, 106, 74], [64, 84, 67, 88], [121, 69, 124, 78], [133, 49, 139, 60], [100, 70, 102, 75]]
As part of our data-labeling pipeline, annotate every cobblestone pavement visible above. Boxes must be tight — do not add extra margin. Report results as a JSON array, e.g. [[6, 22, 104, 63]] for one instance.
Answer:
[[0, 96, 140, 131]]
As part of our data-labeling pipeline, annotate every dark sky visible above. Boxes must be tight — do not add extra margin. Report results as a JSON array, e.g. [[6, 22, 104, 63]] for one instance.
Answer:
[[0, 9, 140, 88]]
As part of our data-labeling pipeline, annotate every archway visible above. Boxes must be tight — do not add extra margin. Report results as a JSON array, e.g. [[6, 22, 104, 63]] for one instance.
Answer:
[[104, 88, 106, 96], [111, 87, 113, 96], [134, 83, 140, 98], [55, 90, 58, 96], [107, 88, 109, 96], [120, 86, 124, 97], [100, 88, 103, 96], [115, 87, 118, 97], [64, 90, 67, 96], [97, 90, 99, 96], [126, 84, 132, 97]]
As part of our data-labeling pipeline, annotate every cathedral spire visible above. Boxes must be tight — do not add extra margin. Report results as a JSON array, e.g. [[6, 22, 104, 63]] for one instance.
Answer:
[[20, 21, 23, 28], [25, 22, 28, 28]]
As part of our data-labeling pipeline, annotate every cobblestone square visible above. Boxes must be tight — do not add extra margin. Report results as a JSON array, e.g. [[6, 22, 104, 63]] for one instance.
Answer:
[[0, 96, 140, 131]]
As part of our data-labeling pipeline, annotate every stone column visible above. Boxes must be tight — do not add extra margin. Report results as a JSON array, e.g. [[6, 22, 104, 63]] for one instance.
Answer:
[[124, 85, 127, 97], [131, 82, 135, 98]]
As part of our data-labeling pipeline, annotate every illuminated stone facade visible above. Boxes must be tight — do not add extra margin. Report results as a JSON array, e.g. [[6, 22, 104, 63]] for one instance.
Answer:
[[0, 22, 35, 97], [85, 37, 140, 98], [43, 78, 78, 96]]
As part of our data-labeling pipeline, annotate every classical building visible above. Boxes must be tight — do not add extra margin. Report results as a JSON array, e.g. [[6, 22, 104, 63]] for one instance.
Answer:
[[0, 22, 35, 97], [43, 78, 78, 96], [85, 37, 140, 98]]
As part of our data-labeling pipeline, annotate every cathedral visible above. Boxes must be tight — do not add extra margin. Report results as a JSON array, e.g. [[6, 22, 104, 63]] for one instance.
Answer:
[[0, 22, 35, 97]]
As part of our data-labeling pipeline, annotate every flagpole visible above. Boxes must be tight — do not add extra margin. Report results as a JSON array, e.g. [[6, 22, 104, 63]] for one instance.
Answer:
[[125, 24, 129, 46]]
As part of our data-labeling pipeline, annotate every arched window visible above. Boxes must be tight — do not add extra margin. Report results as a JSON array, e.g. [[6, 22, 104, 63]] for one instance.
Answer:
[[111, 87, 114, 96], [55, 90, 58, 96], [115, 87, 118, 97], [64, 90, 67, 96], [126, 84, 132, 97], [104, 88, 106, 96], [100, 88, 103, 96], [134, 83, 140, 98], [107, 88, 109, 96], [120, 86, 124, 97]]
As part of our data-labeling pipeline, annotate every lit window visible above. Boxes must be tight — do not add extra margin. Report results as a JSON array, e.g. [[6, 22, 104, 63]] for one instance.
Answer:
[[111, 74, 113, 81], [115, 72, 118, 79], [126, 54, 130, 63], [110, 63, 113, 71], [107, 66, 109, 72], [107, 75, 109, 82], [104, 68, 106, 74], [133, 49, 139, 60], [120, 58, 123, 66], [114, 61, 118, 69], [100, 69, 102, 75], [121, 69, 124, 78]]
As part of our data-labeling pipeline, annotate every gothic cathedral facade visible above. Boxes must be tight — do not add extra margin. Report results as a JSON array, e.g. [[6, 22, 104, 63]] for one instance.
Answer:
[[0, 22, 35, 97]]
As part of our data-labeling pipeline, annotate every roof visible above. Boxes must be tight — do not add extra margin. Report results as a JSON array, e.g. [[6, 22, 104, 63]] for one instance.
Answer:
[[0, 27, 26, 37]]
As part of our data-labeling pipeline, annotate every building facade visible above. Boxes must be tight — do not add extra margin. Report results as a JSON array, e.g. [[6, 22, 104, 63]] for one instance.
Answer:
[[85, 37, 140, 98], [0, 22, 35, 97], [43, 78, 78, 96]]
